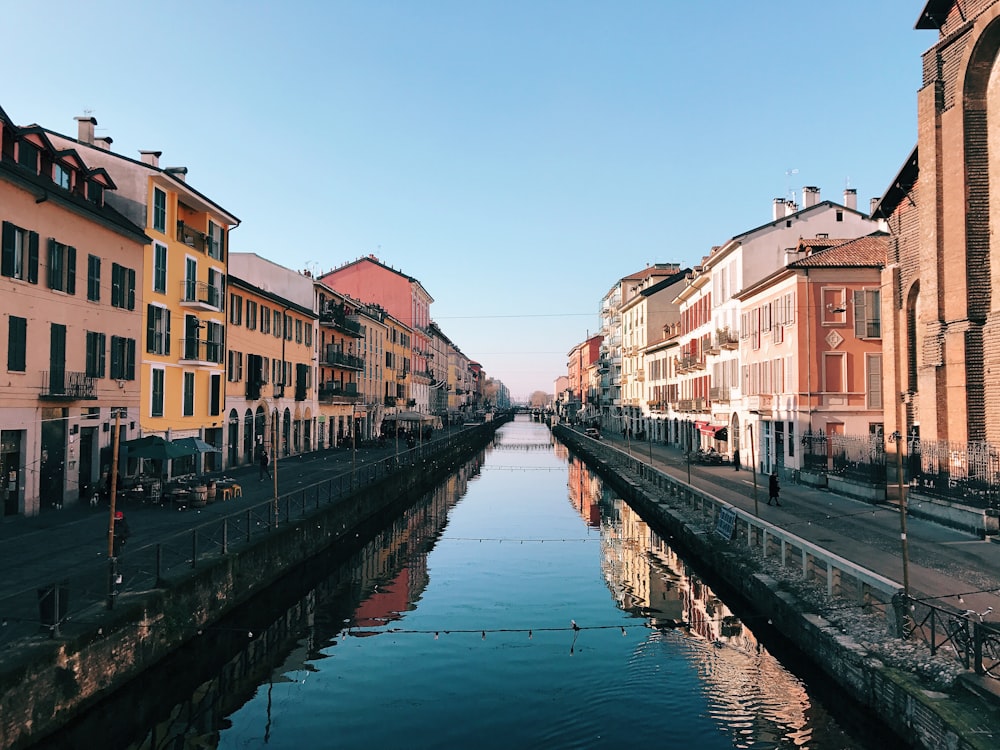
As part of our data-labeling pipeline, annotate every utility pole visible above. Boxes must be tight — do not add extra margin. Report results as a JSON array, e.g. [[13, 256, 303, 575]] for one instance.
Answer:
[[889, 431, 910, 596], [106, 408, 122, 609], [272, 413, 279, 528], [748, 423, 759, 516]]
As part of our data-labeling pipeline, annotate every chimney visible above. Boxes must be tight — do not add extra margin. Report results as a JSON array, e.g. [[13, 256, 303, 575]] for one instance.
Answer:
[[75, 116, 97, 144], [772, 198, 786, 221], [139, 150, 162, 167], [843, 188, 857, 211], [802, 186, 820, 208], [165, 166, 188, 182], [785, 200, 798, 216], [870, 197, 881, 214], [95, 136, 113, 151]]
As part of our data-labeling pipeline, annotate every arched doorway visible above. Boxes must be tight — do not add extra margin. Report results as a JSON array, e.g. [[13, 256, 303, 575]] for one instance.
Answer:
[[255, 406, 267, 455], [227, 409, 239, 468], [282, 408, 291, 457], [304, 408, 313, 451], [243, 409, 254, 465], [730, 413, 741, 465]]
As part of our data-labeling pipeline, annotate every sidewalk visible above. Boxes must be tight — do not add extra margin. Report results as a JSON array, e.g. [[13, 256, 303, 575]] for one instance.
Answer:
[[591, 428, 1000, 619]]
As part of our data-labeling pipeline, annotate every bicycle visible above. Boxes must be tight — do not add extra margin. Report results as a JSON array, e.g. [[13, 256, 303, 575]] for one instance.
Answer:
[[948, 606, 1000, 678]]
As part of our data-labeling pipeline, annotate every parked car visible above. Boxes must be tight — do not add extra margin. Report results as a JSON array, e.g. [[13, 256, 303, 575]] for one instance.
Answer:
[[585, 427, 601, 439]]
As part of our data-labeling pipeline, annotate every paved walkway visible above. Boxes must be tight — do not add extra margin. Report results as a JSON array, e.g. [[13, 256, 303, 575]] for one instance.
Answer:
[[586, 428, 1000, 620]]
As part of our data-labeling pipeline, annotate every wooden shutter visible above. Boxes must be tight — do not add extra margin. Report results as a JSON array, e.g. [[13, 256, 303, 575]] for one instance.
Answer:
[[127, 268, 136, 310], [1, 222, 13, 276], [165, 310, 171, 355], [27, 231, 38, 284], [853, 290, 866, 337], [67, 246, 76, 294], [146, 305, 156, 353]]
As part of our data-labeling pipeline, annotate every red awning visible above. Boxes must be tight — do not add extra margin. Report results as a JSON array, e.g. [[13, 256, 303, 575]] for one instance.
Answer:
[[700, 424, 729, 440]]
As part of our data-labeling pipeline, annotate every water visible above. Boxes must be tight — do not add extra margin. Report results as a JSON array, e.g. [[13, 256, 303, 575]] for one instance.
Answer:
[[45, 417, 899, 749]]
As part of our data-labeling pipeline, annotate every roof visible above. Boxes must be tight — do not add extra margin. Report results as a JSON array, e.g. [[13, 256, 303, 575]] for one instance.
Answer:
[[788, 233, 889, 269], [916, 0, 953, 29], [871, 146, 917, 220], [322, 255, 434, 304], [732, 199, 870, 242]]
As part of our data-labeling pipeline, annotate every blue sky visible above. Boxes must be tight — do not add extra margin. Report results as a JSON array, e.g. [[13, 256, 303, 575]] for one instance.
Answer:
[[4, 1, 933, 400]]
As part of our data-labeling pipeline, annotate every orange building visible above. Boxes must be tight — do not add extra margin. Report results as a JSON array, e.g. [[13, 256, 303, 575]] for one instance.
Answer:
[[1, 105, 148, 515]]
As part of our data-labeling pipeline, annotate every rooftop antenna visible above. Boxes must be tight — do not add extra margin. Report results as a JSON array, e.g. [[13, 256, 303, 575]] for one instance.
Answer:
[[785, 168, 799, 203]]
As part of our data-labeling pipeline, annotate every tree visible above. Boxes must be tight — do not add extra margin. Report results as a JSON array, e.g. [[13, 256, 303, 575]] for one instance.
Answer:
[[529, 390, 550, 409]]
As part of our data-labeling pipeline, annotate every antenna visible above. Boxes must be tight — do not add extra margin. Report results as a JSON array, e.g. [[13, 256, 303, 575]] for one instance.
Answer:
[[785, 168, 799, 203]]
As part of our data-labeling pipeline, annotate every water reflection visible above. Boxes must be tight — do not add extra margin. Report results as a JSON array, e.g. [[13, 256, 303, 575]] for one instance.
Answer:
[[43, 419, 894, 750]]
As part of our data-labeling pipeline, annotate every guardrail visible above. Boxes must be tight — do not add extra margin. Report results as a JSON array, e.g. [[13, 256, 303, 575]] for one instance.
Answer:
[[1, 427, 491, 649], [555, 425, 902, 612]]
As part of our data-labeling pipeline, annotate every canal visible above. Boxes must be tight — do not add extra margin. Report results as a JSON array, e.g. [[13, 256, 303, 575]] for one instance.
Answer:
[[43, 416, 904, 749]]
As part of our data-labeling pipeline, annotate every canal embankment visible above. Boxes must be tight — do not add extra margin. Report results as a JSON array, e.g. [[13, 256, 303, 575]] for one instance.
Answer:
[[0, 419, 506, 750], [554, 424, 1000, 750]]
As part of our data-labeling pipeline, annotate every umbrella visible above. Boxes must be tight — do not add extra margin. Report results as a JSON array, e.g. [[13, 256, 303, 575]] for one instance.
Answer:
[[121, 435, 196, 461], [173, 436, 222, 454], [384, 411, 436, 424]]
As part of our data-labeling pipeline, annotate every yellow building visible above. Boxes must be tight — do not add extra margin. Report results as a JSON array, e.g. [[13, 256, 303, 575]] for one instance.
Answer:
[[229, 254, 317, 461], [45, 117, 239, 476]]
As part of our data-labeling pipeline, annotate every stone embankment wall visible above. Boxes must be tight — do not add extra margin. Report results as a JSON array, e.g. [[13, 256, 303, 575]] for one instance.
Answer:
[[1, 420, 504, 750], [555, 425, 998, 750]]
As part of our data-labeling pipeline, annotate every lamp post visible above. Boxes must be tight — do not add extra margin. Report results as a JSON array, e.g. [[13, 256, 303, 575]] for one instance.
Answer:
[[106, 407, 123, 609], [888, 431, 910, 596]]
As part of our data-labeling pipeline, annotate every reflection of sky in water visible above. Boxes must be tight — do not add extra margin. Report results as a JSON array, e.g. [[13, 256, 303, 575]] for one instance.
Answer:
[[213, 417, 886, 750]]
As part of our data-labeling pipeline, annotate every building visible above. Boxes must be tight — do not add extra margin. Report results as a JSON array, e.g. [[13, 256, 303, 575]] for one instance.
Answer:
[[228, 254, 317, 460], [319, 256, 433, 414], [45, 116, 239, 476], [1, 105, 149, 515]]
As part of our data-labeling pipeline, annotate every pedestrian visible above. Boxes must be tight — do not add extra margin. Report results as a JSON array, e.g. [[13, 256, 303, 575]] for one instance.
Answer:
[[733, 450, 741, 472], [112, 510, 130, 556], [768, 471, 781, 506], [259, 448, 272, 480]]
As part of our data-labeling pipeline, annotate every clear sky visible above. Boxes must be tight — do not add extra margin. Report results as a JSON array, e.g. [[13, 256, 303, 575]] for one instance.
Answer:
[[3, 1, 933, 401]]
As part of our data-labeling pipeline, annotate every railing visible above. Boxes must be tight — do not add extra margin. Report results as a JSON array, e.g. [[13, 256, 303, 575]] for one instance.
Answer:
[[899, 595, 1000, 679], [1, 425, 496, 649], [179, 280, 222, 309], [709, 386, 729, 403], [176, 221, 206, 253], [321, 346, 364, 370], [180, 338, 224, 364], [319, 308, 364, 337], [908, 438, 1000, 509], [557, 425, 902, 619], [40, 371, 97, 400], [384, 396, 399, 407], [319, 382, 361, 402], [396, 368, 409, 380]]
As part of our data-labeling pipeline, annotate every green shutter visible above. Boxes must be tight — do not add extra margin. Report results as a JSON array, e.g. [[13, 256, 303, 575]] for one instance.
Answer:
[[127, 268, 136, 310], [1, 222, 13, 277], [27, 231, 38, 284], [67, 246, 76, 295]]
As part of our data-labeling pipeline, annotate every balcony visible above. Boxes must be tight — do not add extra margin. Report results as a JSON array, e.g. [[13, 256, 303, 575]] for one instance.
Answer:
[[718, 329, 740, 350], [177, 220, 221, 259], [678, 355, 704, 372], [384, 395, 399, 407], [709, 386, 730, 403], [396, 367, 410, 380], [635, 371, 645, 382], [321, 345, 364, 370], [40, 371, 97, 400], [319, 382, 361, 403], [179, 280, 222, 311], [179, 338, 223, 365], [319, 307, 364, 337]]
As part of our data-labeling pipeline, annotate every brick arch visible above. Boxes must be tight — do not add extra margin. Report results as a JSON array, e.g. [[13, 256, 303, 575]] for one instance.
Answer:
[[961, 18, 1000, 441]]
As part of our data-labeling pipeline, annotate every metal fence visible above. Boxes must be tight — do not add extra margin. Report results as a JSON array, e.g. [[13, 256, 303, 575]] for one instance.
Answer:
[[0, 429, 483, 650], [801, 431, 886, 486], [908, 438, 1000, 509], [899, 594, 1000, 679]]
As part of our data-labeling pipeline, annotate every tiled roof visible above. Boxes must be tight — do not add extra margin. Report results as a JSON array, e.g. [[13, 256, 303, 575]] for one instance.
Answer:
[[789, 233, 888, 268]]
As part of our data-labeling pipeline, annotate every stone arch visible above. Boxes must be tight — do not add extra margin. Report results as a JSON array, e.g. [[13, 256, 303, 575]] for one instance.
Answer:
[[254, 405, 267, 452], [730, 412, 740, 456], [282, 408, 292, 457], [227, 409, 240, 468], [962, 17, 1000, 441]]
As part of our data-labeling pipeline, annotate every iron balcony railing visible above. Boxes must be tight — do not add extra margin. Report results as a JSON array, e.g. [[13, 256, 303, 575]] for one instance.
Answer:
[[321, 346, 364, 370], [180, 338, 224, 364], [180, 280, 222, 309], [318, 308, 364, 337], [40, 371, 97, 400], [319, 382, 361, 402]]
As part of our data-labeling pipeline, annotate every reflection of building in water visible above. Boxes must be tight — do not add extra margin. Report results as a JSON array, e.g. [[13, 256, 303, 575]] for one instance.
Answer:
[[567, 456, 601, 527], [106, 452, 484, 750], [591, 477, 815, 744]]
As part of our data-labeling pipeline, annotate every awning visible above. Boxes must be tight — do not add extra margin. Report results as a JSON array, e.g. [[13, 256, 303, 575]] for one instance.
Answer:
[[699, 424, 729, 441]]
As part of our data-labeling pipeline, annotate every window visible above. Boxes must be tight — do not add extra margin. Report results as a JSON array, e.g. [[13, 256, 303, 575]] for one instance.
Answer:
[[304, 324, 312, 347], [87, 181, 103, 205], [47, 240, 76, 293], [284, 313, 292, 341], [207, 220, 223, 260], [823, 352, 845, 393], [151, 368, 165, 417], [853, 289, 881, 339], [260, 305, 270, 334], [87, 255, 101, 301], [153, 243, 167, 293], [54, 164, 71, 190], [17, 141, 38, 171], [206, 321, 224, 363], [866, 354, 883, 409], [228, 350, 244, 382], [295, 318, 302, 343], [7, 316, 26, 371], [208, 267, 223, 308], [788, 422, 794, 458], [1, 222, 39, 283], [109, 336, 136, 380], [146, 305, 171, 355], [111, 263, 136, 309], [185, 257, 197, 301], [230, 293, 243, 325], [85, 331, 106, 378], [153, 187, 167, 233], [246, 299, 257, 331], [836, 210, 844, 222], [273, 310, 281, 338], [822, 288, 846, 324], [183, 372, 195, 416]]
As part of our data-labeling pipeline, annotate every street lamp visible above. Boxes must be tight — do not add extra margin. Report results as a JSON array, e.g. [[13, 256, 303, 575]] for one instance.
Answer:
[[888, 431, 911, 596]]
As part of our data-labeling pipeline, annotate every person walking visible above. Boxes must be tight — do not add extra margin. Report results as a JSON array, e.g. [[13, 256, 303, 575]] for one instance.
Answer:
[[733, 450, 741, 472], [767, 471, 781, 506], [259, 447, 272, 481]]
